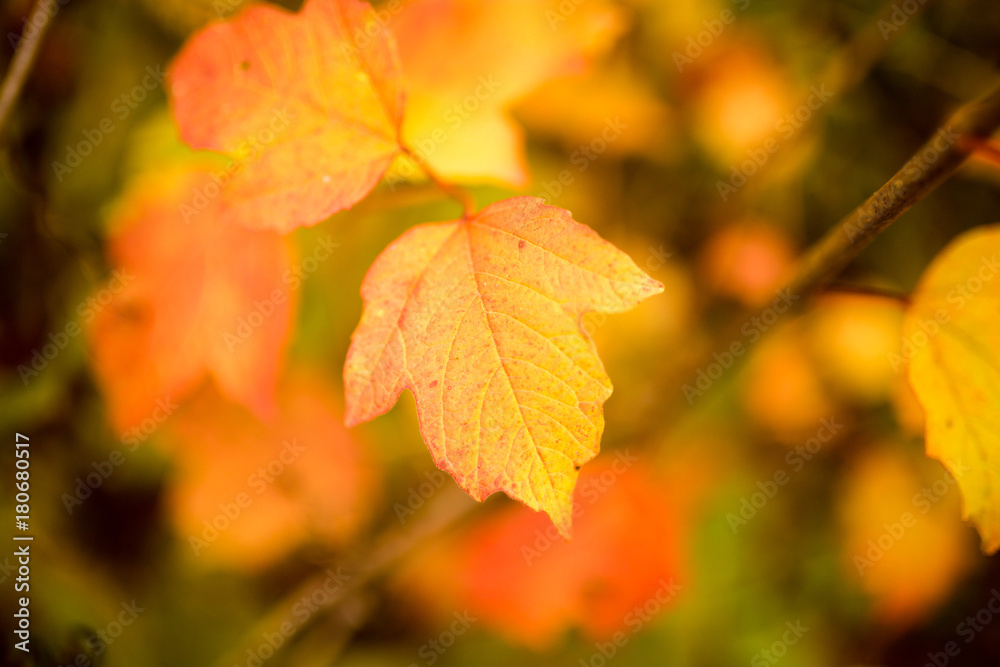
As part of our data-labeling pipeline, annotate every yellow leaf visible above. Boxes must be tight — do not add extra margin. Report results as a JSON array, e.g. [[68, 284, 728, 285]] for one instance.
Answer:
[[513, 66, 675, 162], [907, 225, 1000, 554], [838, 444, 972, 626], [389, 0, 627, 186]]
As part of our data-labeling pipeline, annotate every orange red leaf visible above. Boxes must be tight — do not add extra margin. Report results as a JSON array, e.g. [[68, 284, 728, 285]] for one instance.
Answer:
[[168, 0, 405, 232], [167, 370, 379, 569], [88, 167, 296, 435], [393, 453, 701, 648]]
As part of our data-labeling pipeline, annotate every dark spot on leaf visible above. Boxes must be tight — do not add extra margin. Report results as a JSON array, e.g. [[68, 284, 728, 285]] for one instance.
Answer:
[[240, 60, 250, 70], [574, 465, 581, 471], [518, 240, 526, 249]]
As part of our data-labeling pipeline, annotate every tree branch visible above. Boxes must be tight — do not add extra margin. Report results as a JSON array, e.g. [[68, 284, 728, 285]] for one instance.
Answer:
[[0, 0, 55, 138], [216, 76, 1000, 667], [785, 79, 1000, 298], [210, 485, 476, 667], [638, 78, 1000, 425]]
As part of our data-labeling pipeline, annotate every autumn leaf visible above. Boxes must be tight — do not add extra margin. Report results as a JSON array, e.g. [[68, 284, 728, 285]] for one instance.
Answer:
[[388, 0, 626, 186], [394, 455, 690, 648], [168, 0, 405, 233], [905, 225, 1000, 554], [742, 321, 840, 445], [343, 197, 663, 536], [805, 293, 905, 405], [513, 66, 675, 162], [89, 167, 296, 434], [838, 445, 972, 626], [686, 43, 796, 170], [697, 220, 796, 308], [166, 370, 379, 570]]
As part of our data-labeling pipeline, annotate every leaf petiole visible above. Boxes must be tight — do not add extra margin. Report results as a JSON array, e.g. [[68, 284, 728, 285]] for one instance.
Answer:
[[401, 144, 477, 219]]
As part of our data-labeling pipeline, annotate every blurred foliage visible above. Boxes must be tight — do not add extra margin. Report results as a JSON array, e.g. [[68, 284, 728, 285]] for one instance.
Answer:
[[2, 0, 1000, 665]]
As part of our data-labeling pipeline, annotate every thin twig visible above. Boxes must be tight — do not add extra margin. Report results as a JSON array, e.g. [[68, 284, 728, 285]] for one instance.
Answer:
[[822, 282, 912, 305], [0, 0, 55, 138], [785, 79, 1000, 298], [818, 0, 936, 97], [738, 0, 935, 197], [210, 485, 476, 667], [218, 56, 1000, 667], [640, 78, 1000, 424], [401, 144, 477, 218]]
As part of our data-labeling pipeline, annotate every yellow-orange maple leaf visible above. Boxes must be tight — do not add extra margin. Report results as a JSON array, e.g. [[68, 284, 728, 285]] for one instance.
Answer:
[[343, 197, 663, 536], [389, 0, 626, 186], [906, 224, 1000, 554], [168, 0, 404, 233]]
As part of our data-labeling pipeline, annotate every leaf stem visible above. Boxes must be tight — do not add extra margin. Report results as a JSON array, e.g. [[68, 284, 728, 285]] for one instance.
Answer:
[[0, 0, 55, 139], [401, 144, 477, 218]]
